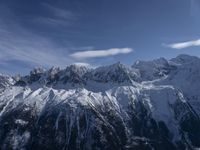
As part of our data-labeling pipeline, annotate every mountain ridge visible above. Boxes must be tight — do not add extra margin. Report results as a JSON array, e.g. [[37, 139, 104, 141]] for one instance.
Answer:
[[0, 54, 200, 150]]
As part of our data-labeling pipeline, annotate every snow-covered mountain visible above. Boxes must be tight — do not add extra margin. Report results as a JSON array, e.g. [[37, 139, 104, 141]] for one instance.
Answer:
[[0, 54, 200, 150]]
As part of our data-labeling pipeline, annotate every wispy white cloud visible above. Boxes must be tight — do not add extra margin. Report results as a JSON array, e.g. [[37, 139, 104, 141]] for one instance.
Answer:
[[0, 22, 73, 68], [70, 48, 133, 59], [34, 3, 78, 27], [42, 3, 76, 20], [166, 39, 200, 49], [0, 4, 77, 70]]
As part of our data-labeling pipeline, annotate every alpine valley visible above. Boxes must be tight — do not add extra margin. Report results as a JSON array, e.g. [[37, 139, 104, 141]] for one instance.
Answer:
[[0, 54, 200, 150]]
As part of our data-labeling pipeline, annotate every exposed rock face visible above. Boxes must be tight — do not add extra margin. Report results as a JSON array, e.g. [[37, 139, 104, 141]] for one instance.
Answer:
[[0, 74, 14, 93], [0, 55, 200, 150]]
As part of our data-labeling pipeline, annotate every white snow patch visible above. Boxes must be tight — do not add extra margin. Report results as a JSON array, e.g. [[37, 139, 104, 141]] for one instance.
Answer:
[[15, 119, 28, 126]]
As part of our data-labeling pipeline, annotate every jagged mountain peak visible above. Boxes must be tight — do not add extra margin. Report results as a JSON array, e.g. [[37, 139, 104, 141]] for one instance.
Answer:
[[90, 62, 140, 83], [133, 57, 168, 66], [170, 54, 200, 65], [0, 74, 15, 93], [30, 67, 46, 75], [65, 64, 90, 76], [14, 62, 140, 87], [132, 57, 172, 81], [13, 54, 200, 87]]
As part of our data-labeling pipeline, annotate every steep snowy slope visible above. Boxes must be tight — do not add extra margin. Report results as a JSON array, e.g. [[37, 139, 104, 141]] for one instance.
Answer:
[[155, 55, 200, 116], [0, 55, 200, 150]]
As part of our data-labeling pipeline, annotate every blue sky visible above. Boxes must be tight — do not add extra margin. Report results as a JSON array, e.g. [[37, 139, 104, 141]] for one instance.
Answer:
[[0, 0, 200, 74]]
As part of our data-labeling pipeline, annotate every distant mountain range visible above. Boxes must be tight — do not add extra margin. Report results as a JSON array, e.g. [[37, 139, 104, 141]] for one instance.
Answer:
[[0, 54, 200, 150]]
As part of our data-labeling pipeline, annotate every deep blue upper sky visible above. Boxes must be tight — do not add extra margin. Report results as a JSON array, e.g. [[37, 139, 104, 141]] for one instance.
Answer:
[[0, 0, 200, 74]]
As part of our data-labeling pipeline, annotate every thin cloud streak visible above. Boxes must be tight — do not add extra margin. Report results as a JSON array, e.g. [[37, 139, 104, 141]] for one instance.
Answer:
[[70, 48, 133, 59], [0, 24, 73, 67], [33, 3, 78, 28], [0, 4, 76, 69], [166, 39, 200, 49], [42, 3, 76, 20]]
